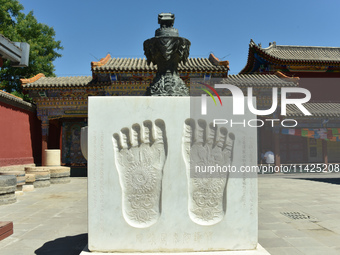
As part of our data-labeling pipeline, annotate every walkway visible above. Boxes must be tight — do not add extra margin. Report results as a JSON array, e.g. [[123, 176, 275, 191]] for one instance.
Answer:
[[0, 174, 340, 254]]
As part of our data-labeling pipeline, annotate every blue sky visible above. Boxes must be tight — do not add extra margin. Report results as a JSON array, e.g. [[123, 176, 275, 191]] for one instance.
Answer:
[[21, 0, 340, 76]]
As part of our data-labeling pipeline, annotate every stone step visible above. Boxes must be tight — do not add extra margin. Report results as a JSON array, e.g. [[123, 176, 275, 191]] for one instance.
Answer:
[[25, 173, 35, 183], [0, 170, 25, 188], [51, 177, 71, 184], [49, 166, 71, 184], [25, 167, 50, 188], [0, 193, 16, 205], [49, 166, 70, 178], [0, 175, 17, 195]]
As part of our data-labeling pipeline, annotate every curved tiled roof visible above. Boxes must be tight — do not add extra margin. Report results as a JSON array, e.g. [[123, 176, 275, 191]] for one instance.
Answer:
[[92, 57, 228, 72], [286, 103, 340, 117], [0, 90, 35, 111], [23, 73, 296, 89], [262, 44, 340, 62], [222, 73, 298, 87], [20, 73, 45, 84], [240, 40, 340, 74], [22, 76, 93, 88]]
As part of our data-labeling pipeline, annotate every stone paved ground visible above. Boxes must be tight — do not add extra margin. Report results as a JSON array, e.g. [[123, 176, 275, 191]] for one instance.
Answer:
[[0, 178, 87, 255], [0, 174, 340, 254], [259, 173, 340, 255]]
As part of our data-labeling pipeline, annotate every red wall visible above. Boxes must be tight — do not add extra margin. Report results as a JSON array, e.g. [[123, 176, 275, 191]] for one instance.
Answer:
[[298, 77, 340, 103], [259, 71, 340, 102], [0, 101, 41, 167]]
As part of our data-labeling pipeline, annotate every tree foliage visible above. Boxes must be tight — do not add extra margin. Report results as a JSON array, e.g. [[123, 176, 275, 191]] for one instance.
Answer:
[[0, 0, 63, 99]]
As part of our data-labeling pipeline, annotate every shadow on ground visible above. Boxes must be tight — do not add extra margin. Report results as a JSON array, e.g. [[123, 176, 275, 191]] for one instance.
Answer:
[[300, 178, 340, 185], [35, 233, 87, 255]]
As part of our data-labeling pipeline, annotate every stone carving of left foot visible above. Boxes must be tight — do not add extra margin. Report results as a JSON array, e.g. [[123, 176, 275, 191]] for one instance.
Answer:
[[113, 120, 167, 228], [182, 119, 235, 226]]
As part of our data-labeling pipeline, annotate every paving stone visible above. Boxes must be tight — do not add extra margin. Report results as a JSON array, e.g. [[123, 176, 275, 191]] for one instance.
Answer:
[[289, 221, 323, 230], [259, 222, 296, 230], [295, 246, 339, 255], [0, 236, 18, 248], [0, 178, 87, 254], [258, 175, 340, 254], [265, 247, 304, 255], [312, 235, 340, 248], [258, 230, 279, 239], [273, 229, 307, 238], [258, 237, 293, 248], [283, 236, 324, 247]]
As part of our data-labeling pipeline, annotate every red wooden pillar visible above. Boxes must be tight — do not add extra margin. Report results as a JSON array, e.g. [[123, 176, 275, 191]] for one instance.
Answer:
[[41, 118, 49, 166]]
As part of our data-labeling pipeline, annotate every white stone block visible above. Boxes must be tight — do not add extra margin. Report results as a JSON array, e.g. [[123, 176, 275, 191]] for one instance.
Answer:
[[15, 190, 24, 196], [80, 244, 270, 255], [45, 149, 61, 166], [22, 184, 34, 192], [88, 97, 257, 253]]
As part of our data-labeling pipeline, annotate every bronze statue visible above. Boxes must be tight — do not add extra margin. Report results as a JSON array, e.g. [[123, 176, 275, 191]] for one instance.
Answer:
[[144, 13, 191, 96]]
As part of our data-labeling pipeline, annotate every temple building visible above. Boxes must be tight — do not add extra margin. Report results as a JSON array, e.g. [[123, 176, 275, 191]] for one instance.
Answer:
[[21, 54, 230, 165], [241, 40, 340, 76], [21, 41, 340, 168], [240, 40, 340, 166]]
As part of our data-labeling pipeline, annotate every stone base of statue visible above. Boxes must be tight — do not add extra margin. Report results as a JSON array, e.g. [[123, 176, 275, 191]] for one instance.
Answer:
[[146, 72, 189, 96], [84, 96, 269, 254], [81, 244, 270, 255]]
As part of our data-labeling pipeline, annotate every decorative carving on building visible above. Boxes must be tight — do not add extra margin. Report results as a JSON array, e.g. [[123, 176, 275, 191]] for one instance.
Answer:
[[113, 120, 167, 228], [62, 122, 87, 165], [144, 13, 190, 96], [182, 119, 235, 225]]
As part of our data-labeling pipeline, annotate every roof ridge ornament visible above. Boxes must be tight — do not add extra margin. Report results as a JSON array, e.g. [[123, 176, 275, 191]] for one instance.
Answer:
[[91, 54, 111, 69], [274, 71, 299, 84], [20, 73, 45, 85], [269, 41, 276, 47], [249, 39, 255, 46]]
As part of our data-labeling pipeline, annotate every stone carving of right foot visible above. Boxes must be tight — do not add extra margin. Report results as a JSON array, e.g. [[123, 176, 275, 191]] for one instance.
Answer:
[[113, 120, 167, 228], [182, 119, 235, 226]]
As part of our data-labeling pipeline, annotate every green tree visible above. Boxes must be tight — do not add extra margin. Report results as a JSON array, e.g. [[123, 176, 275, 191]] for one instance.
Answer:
[[0, 0, 63, 100]]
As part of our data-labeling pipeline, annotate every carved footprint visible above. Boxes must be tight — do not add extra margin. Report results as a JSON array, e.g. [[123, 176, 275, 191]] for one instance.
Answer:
[[113, 120, 167, 228], [182, 119, 235, 226]]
